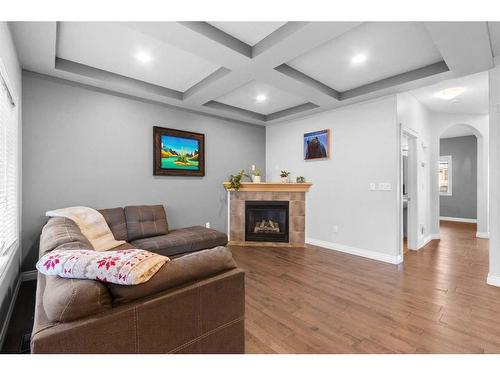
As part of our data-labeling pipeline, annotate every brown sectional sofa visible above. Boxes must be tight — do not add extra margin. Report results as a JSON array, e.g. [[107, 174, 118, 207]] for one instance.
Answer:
[[31, 205, 245, 354], [100, 205, 228, 257]]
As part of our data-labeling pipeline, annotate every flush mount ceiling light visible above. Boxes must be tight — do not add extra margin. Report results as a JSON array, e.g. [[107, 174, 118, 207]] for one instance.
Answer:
[[135, 51, 152, 63], [255, 94, 267, 103], [351, 53, 367, 65], [434, 87, 466, 100]]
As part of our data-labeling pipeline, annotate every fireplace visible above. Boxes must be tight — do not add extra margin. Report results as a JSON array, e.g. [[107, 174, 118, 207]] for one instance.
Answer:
[[245, 201, 289, 242]]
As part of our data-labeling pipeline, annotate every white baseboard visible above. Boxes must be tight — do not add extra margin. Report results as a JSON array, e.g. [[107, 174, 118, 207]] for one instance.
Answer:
[[306, 238, 402, 265], [418, 233, 440, 249], [476, 231, 490, 239], [21, 270, 37, 281], [0, 274, 21, 351], [440, 216, 477, 223], [487, 273, 500, 287]]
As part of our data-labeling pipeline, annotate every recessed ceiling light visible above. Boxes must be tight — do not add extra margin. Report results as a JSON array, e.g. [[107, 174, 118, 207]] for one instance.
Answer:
[[135, 51, 152, 63], [434, 87, 465, 100], [256, 94, 267, 103], [351, 53, 367, 65]]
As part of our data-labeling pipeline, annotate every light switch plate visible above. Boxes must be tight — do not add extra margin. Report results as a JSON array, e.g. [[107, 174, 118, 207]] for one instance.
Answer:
[[378, 182, 392, 191]]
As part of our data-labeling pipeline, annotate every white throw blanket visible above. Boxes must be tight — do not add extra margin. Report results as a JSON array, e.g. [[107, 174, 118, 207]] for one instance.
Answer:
[[46, 206, 126, 251]]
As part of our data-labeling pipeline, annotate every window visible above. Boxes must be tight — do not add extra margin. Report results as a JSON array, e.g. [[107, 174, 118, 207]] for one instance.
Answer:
[[439, 155, 452, 196], [0, 62, 18, 275]]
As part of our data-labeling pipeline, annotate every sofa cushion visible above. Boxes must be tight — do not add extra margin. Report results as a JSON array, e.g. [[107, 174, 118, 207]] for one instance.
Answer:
[[108, 246, 237, 305], [42, 275, 112, 323], [40, 217, 93, 255], [109, 242, 136, 250], [98, 207, 128, 241], [130, 226, 228, 257], [124, 205, 168, 241]]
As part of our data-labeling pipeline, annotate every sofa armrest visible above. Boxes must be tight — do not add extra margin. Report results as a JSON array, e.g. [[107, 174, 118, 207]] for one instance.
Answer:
[[43, 276, 113, 323], [107, 246, 237, 305]]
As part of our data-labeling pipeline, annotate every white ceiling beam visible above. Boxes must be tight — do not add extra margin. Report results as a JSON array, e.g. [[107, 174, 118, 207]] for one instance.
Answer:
[[257, 68, 336, 107], [252, 22, 362, 68], [182, 70, 255, 106]]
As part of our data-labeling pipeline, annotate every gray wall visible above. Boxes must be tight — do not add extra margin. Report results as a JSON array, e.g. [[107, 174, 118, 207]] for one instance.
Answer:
[[22, 72, 266, 271], [440, 135, 477, 219]]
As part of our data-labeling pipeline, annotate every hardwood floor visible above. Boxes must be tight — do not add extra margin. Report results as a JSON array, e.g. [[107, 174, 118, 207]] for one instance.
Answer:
[[1, 280, 36, 353], [230, 221, 500, 353]]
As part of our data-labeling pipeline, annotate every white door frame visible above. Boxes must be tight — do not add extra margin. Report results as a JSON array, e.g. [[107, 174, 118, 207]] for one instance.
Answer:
[[399, 125, 419, 257]]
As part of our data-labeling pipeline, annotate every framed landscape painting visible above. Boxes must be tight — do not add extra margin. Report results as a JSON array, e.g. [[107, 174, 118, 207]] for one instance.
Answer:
[[153, 126, 205, 176], [304, 129, 330, 160]]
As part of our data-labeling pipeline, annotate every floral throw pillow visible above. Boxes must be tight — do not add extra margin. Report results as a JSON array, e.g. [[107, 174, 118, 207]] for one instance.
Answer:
[[36, 248, 169, 285]]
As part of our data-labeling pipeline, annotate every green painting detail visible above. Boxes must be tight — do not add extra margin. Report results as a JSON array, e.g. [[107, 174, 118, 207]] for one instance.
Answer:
[[160, 135, 200, 170]]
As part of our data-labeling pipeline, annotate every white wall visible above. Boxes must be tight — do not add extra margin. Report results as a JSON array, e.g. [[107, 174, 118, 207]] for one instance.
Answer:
[[0, 22, 22, 346], [266, 96, 401, 264], [488, 65, 500, 286], [428, 112, 489, 236], [397, 93, 433, 248]]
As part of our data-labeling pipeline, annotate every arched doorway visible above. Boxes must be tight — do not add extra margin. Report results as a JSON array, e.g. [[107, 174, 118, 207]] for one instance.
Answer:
[[433, 123, 488, 238]]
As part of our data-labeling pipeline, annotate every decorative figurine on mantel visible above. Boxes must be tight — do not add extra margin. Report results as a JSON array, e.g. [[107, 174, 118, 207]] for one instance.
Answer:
[[296, 176, 306, 183], [250, 165, 262, 183]]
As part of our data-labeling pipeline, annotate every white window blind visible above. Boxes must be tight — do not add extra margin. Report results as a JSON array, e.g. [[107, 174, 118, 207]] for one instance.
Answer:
[[0, 68, 18, 258]]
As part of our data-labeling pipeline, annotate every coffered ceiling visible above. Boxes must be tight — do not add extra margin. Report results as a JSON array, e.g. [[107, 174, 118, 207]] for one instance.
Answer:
[[9, 21, 500, 126]]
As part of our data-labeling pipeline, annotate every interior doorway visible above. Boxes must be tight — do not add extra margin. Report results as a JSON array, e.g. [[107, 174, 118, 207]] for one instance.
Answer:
[[438, 128, 479, 232], [400, 127, 419, 257]]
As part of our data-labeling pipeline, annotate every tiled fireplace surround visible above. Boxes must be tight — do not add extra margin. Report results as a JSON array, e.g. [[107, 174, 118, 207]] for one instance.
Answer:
[[228, 189, 307, 247]]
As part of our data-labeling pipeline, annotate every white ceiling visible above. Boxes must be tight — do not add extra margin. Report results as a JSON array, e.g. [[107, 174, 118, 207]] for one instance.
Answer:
[[410, 71, 489, 115], [440, 125, 476, 139], [9, 21, 499, 126], [488, 22, 500, 59], [288, 22, 443, 91], [215, 80, 307, 115], [57, 22, 221, 92], [208, 22, 286, 46]]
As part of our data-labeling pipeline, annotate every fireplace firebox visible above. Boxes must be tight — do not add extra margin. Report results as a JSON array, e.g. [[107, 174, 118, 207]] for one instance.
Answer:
[[245, 201, 289, 242]]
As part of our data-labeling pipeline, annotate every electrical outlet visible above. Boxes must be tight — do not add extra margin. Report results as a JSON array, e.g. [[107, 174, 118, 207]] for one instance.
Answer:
[[205, 222, 210, 229], [333, 225, 338, 233]]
